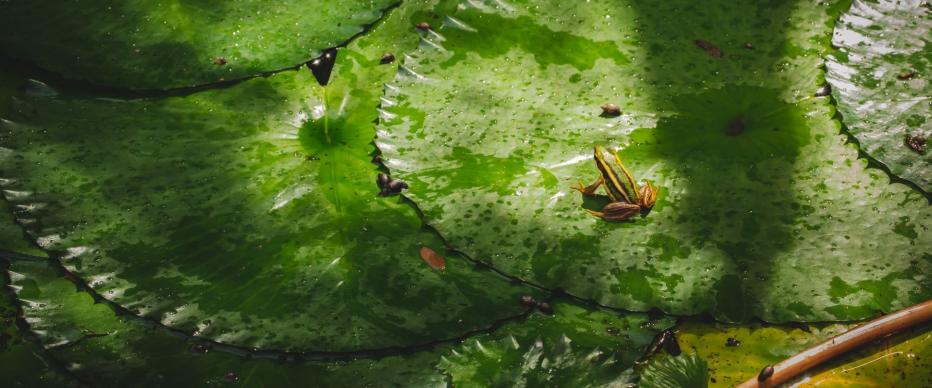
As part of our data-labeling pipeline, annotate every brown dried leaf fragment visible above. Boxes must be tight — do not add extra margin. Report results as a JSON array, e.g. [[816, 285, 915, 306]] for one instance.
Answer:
[[419, 247, 446, 270]]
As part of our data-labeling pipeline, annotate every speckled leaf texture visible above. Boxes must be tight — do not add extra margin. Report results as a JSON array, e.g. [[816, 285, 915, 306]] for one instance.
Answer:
[[660, 320, 932, 387], [0, 0, 542, 352], [827, 0, 932, 191], [6, 259, 668, 387], [377, 0, 931, 323], [0, 0, 397, 90]]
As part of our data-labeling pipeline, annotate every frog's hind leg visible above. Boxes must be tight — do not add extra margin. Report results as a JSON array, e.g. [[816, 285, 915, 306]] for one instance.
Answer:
[[572, 176, 604, 196]]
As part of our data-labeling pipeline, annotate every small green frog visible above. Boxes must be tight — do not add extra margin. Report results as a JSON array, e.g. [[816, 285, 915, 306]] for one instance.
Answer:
[[573, 145, 658, 221]]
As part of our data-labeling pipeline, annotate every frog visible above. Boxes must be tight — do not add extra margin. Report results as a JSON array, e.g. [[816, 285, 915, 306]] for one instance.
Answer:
[[572, 145, 658, 221]]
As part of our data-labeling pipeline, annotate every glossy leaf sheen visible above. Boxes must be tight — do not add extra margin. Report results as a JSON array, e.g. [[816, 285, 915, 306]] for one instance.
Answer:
[[0, 0, 536, 352], [7, 259, 669, 387], [639, 353, 710, 388], [438, 301, 673, 387], [827, 0, 932, 190], [377, 0, 931, 322], [6, 259, 446, 387], [0, 0, 397, 89]]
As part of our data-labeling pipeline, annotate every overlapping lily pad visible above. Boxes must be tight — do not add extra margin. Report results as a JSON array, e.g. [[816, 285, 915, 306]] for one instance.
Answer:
[[377, 0, 931, 322], [438, 301, 673, 387], [0, 0, 398, 89], [827, 0, 932, 190], [7, 259, 447, 387], [668, 320, 932, 387], [0, 0, 542, 352], [6, 259, 670, 386]]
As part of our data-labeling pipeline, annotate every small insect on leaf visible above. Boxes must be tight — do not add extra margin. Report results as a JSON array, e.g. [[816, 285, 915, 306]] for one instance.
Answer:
[[212, 56, 227, 66], [416, 21, 431, 31], [693, 39, 722, 58], [419, 247, 446, 270], [743, 42, 754, 50]]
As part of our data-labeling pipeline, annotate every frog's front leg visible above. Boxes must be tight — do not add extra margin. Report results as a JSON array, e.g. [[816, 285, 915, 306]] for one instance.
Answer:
[[586, 202, 641, 221], [572, 176, 604, 196]]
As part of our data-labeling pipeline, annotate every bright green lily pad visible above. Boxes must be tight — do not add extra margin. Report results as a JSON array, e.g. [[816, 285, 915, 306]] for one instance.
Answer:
[[0, 0, 397, 90], [797, 324, 932, 387], [674, 321, 850, 386], [7, 259, 671, 386], [827, 0, 932, 190], [670, 320, 932, 387], [0, 0, 539, 352], [377, 0, 931, 322]]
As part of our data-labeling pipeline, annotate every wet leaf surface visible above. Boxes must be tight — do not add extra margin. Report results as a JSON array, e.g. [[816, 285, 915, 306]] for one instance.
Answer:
[[377, 0, 931, 322], [0, 0, 929, 385], [0, 0, 538, 352], [7, 259, 669, 387], [438, 301, 674, 387], [0, 0, 398, 90], [827, 0, 932, 191], [665, 320, 932, 387]]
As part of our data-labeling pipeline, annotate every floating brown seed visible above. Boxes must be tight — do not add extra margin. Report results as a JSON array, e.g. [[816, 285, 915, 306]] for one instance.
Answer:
[[601, 103, 621, 117], [897, 70, 916, 80], [416, 21, 431, 31], [419, 247, 446, 270], [694, 39, 722, 58], [758, 365, 775, 381], [212, 56, 227, 66], [905, 135, 926, 155], [380, 52, 396, 64], [536, 302, 554, 315], [744, 42, 754, 50], [814, 84, 832, 97]]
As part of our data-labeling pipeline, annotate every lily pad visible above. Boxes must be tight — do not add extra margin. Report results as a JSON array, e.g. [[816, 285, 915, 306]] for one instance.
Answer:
[[673, 321, 850, 386], [827, 0, 932, 190], [438, 300, 674, 387], [0, 0, 397, 90], [638, 353, 710, 388], [0, 0, 539, 352], [377, 0, 931, 322], [0, 262, 67, 387], [797, 324, 932, 387], [7, 259, 671, 386], [6, 259, 447, 387], [670, 320, 932, 387]]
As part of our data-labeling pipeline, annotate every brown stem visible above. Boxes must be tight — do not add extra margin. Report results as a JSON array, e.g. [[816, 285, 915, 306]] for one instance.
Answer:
[[737, 299, 932, 388]]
